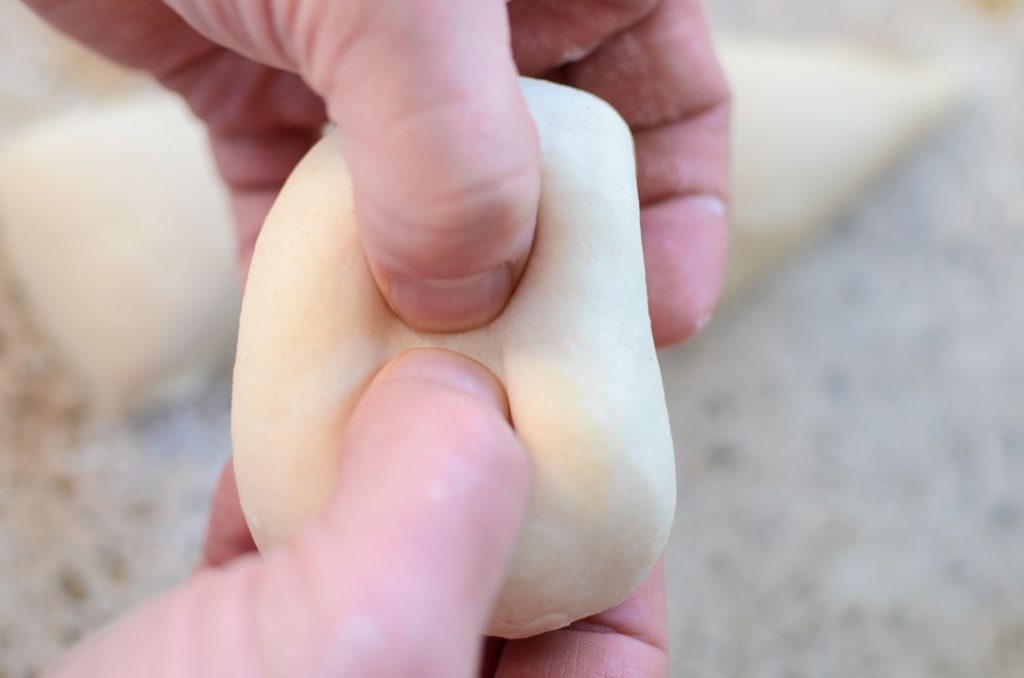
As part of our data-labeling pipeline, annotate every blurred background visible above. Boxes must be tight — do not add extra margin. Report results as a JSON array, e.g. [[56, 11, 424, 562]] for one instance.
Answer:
[[0, 0, 1021, 676]]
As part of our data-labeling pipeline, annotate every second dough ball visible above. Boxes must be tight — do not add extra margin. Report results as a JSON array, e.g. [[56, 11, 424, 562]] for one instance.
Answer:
[[0, 95, 240, 415]]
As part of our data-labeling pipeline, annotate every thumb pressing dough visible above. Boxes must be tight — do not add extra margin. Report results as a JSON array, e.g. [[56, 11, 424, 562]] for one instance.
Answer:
[[231, 78, 676, 639]]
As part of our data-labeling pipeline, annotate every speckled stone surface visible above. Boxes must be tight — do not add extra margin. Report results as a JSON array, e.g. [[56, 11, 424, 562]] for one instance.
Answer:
[[667, 1, 1024, 676], [0, 4, 229, 676], [0, 0, 1021, 676]]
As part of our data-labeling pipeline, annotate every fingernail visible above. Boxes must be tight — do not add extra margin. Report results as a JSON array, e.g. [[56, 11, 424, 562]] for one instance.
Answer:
[[385, 266, 514, 332], [377, 349, 509, 418]]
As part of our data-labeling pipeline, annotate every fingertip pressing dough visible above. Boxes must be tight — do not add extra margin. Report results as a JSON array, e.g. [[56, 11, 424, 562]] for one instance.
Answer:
[[231, 78, 677, 638], [0, 96, 240, 415]]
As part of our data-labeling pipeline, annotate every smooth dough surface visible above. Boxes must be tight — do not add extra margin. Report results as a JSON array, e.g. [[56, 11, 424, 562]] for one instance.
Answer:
[[232, 78, 676, 639], [0, 96, 240, 414], [722, 38, 960, 302]]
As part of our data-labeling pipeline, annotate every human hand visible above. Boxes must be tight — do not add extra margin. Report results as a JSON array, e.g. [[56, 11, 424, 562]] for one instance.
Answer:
[[25, 0, 728, 345], [48, 350, 668, 677]]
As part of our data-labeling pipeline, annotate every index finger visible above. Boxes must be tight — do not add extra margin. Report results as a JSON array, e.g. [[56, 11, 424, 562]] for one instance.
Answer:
[[50, 350, 528, 677]]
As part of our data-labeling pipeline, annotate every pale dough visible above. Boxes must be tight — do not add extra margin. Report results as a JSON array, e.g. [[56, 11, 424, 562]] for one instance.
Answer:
[[0, 96, 240, 414], [231, 78, 677, 639], [722, 38, 960, 302]]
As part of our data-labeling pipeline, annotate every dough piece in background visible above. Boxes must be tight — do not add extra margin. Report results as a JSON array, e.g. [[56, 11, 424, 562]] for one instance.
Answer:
[[0, 95, 240, 416], [0, 0, 143, 139], [232, 78, 676, 639], [720, 37, 962, 303]]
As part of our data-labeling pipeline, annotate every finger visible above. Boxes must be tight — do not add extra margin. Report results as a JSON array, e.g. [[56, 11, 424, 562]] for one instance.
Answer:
[[509, 0, 730, 345], [50, 349, 527, 677], [507, 0, 657, 75], [201, 461, 257, 569], [562, 0, 727, 130], [495, 560, 668, 677], [314, 0, 540, 332], [165, 0, 541, 332], [561, 0, 731, 346], [22, 0, 211, 73], [643, 196, 728, 346]]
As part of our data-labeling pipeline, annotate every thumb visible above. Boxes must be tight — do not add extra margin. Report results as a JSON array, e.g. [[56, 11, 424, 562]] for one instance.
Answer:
[[49, 350, 528, 677], [165, 0, 541, 331], [316, 0, 540, 332]]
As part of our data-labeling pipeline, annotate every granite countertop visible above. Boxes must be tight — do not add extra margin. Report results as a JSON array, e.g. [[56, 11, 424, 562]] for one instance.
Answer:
[[0, 0, 1022, 676], [666, 1, 1024, 675]]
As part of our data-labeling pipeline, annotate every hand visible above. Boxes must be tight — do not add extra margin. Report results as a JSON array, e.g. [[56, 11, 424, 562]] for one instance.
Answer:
[[49, 350, 668, 677], [25, 0, 728, 345]]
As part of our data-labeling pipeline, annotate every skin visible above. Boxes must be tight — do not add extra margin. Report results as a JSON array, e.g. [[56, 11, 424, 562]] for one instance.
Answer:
[[49, 350, 669, 677], [24, 0, 728, 674]]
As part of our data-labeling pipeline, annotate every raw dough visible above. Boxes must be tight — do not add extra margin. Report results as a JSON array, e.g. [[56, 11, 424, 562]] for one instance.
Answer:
[[231, 78, 676, 639], [0, 96, 239, 414], [722, 38, 961, 302]]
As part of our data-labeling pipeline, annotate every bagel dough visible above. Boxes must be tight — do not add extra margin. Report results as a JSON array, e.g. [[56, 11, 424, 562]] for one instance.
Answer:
[[232, 78, 676, 638]]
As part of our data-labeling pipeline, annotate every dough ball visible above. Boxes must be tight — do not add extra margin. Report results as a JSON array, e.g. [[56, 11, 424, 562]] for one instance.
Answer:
[[232, 78, 676, 639]]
